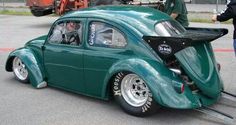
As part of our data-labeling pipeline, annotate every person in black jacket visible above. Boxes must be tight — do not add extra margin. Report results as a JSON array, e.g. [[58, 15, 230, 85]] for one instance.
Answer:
[[212, 0, 236, 56]]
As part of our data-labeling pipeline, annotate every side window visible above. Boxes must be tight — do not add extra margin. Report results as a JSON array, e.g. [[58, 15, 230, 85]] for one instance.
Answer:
[[88, 22, 127, 48], [48, 21, 82, 46]]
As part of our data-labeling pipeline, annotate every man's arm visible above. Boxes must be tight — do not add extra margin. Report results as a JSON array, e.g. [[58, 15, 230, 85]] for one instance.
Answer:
[[212, 6, 233, 22], [170, 13, 178, 19], [170, 0, 184, 19]]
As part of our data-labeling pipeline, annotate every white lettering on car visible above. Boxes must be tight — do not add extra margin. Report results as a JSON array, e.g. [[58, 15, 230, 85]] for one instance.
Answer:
[[89, 24, 96, 45]]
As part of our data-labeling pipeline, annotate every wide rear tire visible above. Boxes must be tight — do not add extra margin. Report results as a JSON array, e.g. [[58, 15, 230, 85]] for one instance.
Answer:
[[112, 72, 159, 117]]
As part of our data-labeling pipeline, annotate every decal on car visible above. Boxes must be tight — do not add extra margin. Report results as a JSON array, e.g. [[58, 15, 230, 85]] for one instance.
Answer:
[[89, 23, 96, 45], [158, 43, 172, 55]]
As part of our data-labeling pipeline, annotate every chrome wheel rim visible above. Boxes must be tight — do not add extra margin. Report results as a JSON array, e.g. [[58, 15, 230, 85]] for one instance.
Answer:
[[13, 57, 28, 81], [121, 74, 149, 107]]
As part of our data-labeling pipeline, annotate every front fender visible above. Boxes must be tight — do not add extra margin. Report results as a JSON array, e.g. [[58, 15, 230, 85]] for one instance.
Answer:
[[102, 58, 201, 109], [5, 47, 45, 88]]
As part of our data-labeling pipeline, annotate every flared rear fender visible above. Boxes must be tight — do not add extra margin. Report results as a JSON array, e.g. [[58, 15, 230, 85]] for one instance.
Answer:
[[102, 58, 201, 109]]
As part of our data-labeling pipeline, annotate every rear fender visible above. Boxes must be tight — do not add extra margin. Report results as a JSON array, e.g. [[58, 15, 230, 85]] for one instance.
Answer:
[[5, 48, 45, 88], [102, 58, 200, 109]]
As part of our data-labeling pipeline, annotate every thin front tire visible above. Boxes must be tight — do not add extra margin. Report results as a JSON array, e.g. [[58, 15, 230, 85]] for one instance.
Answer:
[[12, 57, 29, 83]]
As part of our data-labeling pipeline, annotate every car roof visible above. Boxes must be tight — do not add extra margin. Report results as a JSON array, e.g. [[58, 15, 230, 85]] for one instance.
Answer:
[[61, 5, 172, 36]]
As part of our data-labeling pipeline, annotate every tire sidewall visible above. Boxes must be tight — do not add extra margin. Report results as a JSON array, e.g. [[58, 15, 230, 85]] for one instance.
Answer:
[[112, 71, 158, 116]]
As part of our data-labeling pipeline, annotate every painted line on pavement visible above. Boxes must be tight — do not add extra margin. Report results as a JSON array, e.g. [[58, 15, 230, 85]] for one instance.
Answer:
[[0, 48, 15, 52], [213, 49, 235, 52]]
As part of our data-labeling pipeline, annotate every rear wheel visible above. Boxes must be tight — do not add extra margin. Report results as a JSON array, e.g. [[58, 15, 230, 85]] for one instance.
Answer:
[[12, 57, 29, 83], [112, 72, 159, 116]]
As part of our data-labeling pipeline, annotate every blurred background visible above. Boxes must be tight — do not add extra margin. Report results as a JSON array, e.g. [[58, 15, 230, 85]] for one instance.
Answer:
[[0, 0, 228, 4], [0, 0, 229, 23]]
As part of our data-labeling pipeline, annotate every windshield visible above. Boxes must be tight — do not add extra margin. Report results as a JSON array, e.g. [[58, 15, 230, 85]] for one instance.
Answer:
[[155, 21, 186, 36]]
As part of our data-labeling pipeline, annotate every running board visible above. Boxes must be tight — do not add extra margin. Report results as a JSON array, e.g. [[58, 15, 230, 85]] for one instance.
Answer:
[[194, 106, 235, 124], [221, 91, 236, 103]]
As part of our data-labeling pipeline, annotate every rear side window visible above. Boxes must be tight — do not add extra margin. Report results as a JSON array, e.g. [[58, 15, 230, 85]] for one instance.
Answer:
[[88, 22, 127, 48]]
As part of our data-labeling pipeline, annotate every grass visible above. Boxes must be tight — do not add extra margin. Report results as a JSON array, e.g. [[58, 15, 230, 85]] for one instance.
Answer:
[[188, 12, 233, 24], [0, 10, 32, 16], [189, 18, 232, 24]]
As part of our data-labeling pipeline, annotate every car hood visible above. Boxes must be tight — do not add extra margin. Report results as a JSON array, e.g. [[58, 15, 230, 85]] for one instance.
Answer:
[[143, 27, 227, 98], [25, 35, 47, 46]]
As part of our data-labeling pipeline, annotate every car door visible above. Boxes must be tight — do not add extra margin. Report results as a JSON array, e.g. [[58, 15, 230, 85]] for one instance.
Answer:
[[83, 20, 129, 97], [43, 18, 85, 93]]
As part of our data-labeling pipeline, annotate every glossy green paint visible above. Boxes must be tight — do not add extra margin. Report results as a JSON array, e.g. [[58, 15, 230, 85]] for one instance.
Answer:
[[5, 35, 47, 88], [5, 6, 223, 109], [43, 18, 86, 93], [44, 43, 86, 92], [175, 44, 223, 98], [6, 48, 44, 88]]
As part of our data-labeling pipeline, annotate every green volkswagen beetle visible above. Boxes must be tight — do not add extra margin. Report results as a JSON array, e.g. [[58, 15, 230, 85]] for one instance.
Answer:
[[5, 6, 228, 116]]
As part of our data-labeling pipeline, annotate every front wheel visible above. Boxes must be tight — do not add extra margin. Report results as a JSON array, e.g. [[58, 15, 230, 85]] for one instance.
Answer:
[[12, 57, 29, 83], [112, 72, 159, 116]]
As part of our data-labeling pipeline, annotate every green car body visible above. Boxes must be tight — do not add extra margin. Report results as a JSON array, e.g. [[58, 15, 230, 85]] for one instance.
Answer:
[[5, 6, 227, 111]]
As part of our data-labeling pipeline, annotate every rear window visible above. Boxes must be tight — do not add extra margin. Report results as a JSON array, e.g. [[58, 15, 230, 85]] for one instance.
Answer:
[[155, 21, 186, 36]]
